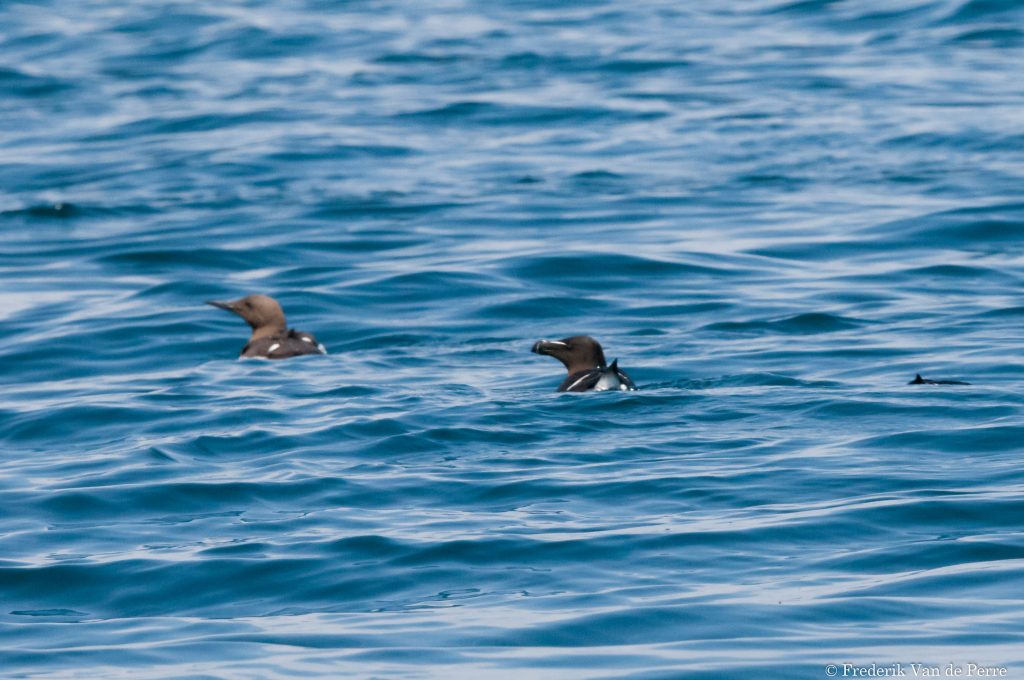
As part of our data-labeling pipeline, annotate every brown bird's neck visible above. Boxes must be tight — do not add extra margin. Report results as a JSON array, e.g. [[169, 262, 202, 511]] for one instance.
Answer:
[[249, 322, 286, 341]]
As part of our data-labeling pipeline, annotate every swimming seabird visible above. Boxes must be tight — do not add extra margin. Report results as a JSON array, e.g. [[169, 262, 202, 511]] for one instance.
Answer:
[[531, 335, 637, 392], [207, 294, 326, 359]]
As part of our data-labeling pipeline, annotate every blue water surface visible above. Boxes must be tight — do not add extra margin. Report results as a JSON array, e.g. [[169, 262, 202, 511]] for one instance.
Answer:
[[3, 1, 1024, 677]]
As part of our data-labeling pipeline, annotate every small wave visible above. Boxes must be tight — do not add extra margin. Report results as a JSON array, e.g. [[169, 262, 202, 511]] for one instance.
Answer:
[[0, 67, 74, 97], [856, 425, 1024, 453], [599, 57, 691, 73], [900, 264, 996, 278], [674, 373, 835, 389], [346, 270, 506, 305], [0, 202, 79, 219], [976, 305, 1024, 318], [703, 312, 866, 335], [98, 248, 259, 271], [735, 172, 809, 189], [570, 170, 625, 181], [395, 101, 665, 126], [936, 0, 1024, 24], [475, 295, 609, 319], [499, 52, 690, 75], [860, 203, 1024, 248], [303, 196, 463, 220], [267, 143, 414, 163], [375, 52, 463, 65], [508, 253, 730, 285], [95, 110, 302, 139], [948, 27, 1024, 46], [761, 0, 843, 16], [621, 301, 732, 318]]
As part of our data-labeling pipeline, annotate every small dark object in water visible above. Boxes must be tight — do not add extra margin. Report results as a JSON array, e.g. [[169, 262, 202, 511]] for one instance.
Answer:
[[909, 373, 970, 386]]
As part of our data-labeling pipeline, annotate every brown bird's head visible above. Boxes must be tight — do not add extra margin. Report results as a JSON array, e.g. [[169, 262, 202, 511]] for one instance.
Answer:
[[531, 335, 608, 375], [206, 294, 287, 339]]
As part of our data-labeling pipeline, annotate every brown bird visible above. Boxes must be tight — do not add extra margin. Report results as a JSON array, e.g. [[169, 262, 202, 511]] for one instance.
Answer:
[[206, 294, 326, 359], [531, 335, 636, 392]]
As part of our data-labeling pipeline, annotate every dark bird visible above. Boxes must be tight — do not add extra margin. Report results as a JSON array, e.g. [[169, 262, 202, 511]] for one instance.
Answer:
[[206, 294, 326, 359], [531, 335, 637, 392], [909, 373, 970, 386]]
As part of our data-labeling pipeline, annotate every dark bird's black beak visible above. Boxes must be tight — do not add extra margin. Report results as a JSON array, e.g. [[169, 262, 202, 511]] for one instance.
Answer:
[[206, 300, 235, 312], [532, 340, 565, 355]]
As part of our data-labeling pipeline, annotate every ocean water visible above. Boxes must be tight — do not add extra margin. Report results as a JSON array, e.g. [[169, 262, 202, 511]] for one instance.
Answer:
[[3, 0, 1024, 677]]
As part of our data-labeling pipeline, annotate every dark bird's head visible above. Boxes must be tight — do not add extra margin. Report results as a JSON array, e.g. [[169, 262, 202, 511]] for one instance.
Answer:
[[531, 335, 607, 374], [206, 294, 287, 338]]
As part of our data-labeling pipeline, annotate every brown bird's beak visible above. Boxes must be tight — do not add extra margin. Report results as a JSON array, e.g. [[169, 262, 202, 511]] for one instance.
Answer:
[[206, 300, 236, 312]]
